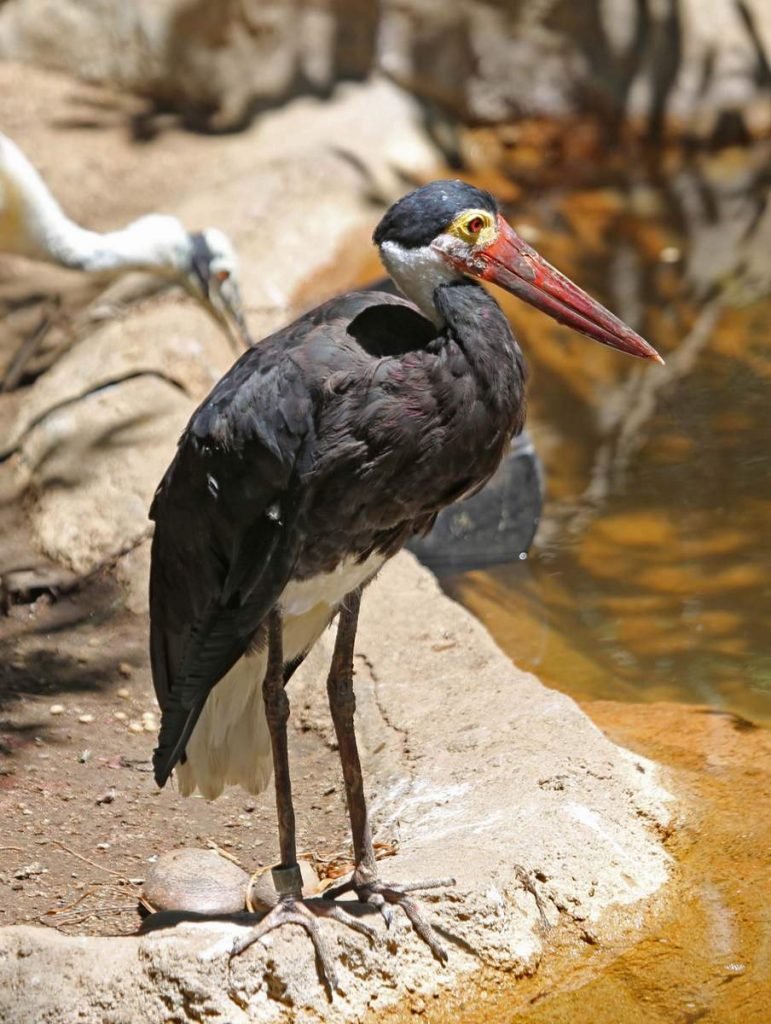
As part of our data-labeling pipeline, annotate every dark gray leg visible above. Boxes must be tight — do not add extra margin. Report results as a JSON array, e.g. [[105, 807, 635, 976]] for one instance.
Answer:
[[231, 607, 376, 989], [325, 591, 377, 879], [324, 590, 455, 963], [264, 606, 298, 873]]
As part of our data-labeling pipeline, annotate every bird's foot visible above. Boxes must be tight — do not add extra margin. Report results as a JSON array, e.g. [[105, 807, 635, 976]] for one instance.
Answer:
[[230, 866, 378, 992], [324, 871, 456, 964]]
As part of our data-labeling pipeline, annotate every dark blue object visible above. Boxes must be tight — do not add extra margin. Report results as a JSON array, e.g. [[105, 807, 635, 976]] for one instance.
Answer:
[[407, 430, 543, 576]]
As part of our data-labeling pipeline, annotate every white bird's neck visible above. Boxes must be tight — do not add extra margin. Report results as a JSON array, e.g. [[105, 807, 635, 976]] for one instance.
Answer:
[[43, 220, 183, 276], [0, 132, 189, 277]]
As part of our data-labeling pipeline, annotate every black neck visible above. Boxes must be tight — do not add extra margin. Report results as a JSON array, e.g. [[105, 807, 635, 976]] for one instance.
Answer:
[[433, 279, 527, 415]]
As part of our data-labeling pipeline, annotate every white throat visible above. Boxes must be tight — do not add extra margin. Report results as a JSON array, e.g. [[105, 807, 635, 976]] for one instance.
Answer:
[[379, 240, 460, 326]]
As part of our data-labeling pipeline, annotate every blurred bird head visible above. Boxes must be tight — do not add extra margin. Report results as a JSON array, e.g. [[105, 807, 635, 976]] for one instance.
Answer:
[[184, 227, 251, 352]]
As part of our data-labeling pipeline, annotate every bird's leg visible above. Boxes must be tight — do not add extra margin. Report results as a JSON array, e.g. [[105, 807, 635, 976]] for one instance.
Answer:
[[230, 608, 376, 989], [323, 590, 455, 964]]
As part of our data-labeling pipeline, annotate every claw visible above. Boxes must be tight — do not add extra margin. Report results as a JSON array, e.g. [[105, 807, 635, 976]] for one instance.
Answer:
[[378, 900, 395, 930]]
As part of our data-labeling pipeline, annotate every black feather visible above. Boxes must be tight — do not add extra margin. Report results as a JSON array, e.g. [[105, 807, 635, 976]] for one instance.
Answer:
[[373, 180, 498, 250], [149, 284, 526, 786]]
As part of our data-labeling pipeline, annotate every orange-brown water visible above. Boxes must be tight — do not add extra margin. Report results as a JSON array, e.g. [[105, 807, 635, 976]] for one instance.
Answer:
[[368, 699, 770, 1024], [434, 145, 771, 1018], [444, 144, 771, 728]]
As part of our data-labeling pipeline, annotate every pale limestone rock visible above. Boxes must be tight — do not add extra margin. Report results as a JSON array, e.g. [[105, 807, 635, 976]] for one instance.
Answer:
[[0, 554, 672, 1023]]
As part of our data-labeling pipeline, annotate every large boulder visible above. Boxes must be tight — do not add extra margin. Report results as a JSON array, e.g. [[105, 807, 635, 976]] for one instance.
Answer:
[[0, 555, 673, 1023], [0, 0, 769, 136]]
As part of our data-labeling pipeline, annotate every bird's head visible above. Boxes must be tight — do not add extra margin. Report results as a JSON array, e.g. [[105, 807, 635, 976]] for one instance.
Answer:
[[121, 215, 251, 352], [374, 180, 662, 363], [183, 227, 251, 352]]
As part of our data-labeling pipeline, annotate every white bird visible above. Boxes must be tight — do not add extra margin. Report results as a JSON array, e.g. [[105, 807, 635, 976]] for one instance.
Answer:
[[0, 131, 249, 349]]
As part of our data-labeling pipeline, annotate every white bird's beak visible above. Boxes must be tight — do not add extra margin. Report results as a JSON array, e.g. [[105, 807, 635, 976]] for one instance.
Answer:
[[205, 271, 253, 353], [187, 231, 252, 354]]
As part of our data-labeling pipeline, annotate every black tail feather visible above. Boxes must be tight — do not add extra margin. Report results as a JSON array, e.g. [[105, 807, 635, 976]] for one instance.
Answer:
[[153, 700, 205, 787]]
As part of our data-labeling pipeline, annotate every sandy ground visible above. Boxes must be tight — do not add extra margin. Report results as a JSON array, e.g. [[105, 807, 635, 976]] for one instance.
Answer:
[[0, 573, 356, 936]]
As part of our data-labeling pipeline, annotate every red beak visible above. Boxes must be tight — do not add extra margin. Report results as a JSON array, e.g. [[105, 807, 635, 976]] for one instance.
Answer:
[[455, 215, 664, 364]]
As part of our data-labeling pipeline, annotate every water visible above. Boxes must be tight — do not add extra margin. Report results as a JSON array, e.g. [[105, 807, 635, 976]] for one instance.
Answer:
[[443, 143, 771, 727]]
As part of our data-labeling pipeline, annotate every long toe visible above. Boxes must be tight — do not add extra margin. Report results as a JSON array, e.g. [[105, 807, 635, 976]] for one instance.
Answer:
[[315, 900, 380, 943], [229, 897, 341, 992], [391, 891, 448, 964], [346, 876, 456, 964]]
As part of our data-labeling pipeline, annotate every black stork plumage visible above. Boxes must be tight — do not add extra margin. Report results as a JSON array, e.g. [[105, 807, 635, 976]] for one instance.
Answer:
[[149, 180, 662, 986]]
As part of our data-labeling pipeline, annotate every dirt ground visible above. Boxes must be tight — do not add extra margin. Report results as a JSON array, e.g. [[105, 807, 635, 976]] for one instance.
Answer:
[[0, 571, 357, 936]]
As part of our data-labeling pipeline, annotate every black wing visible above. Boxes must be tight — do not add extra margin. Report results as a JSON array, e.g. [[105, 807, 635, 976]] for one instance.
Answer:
[[149, 337, 314, 786], [149, 289, 434, 786]]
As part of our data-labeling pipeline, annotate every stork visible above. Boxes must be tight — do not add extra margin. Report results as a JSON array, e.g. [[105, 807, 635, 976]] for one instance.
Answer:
[[0, 131, 248, 350], [149, 180, 662, 986]]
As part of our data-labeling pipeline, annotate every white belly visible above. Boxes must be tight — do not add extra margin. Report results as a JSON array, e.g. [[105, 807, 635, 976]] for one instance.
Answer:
[[279, 553, 386, 616], [175, 554, 385, 799]]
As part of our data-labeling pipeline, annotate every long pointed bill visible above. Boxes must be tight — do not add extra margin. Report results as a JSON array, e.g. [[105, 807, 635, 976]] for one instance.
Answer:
[[455, 215, 663, 364], [209, 277, 254, 354]]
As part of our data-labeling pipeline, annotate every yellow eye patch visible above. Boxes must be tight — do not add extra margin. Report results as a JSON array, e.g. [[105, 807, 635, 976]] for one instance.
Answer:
[[446, 208, 497, 246]]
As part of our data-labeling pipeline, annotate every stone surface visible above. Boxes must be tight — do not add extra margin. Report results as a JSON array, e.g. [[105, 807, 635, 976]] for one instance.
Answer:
[[143, 848, 253, 915], [142, 849, 320, 914], [0, 554, 673, 1024]]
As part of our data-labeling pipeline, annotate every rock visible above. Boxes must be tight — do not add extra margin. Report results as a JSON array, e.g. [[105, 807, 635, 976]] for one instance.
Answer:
[[247, 859, 320, 913], [292, 554, 673, 956], [0, 553, 673, 1022], [1, 0, 770, 136], [143, 849, 250, 915], [142, 849, 320, 915]]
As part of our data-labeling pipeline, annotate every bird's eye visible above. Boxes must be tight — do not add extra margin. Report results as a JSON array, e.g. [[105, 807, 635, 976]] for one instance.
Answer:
[[466, 216, 484, 235], [214, 268, 230, 283]]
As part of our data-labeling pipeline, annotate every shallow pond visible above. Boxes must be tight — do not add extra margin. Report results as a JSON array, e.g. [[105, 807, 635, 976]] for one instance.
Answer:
[[440, 142, 771, 727]]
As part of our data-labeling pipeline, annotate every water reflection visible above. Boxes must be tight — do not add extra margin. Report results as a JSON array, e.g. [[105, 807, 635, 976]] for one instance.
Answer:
[[445, 144, 771, 726]]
